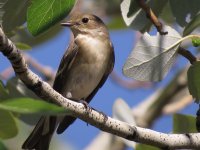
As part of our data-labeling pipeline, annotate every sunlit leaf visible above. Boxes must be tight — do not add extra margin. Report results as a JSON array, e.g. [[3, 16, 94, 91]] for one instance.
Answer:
[[187, 61, 200, 103], [0, 98, 70, 115], [169, 0, 200, 27], [173, 113, 197, 133], [120, 0, 168, 32], [192, 37, 200, 47], [0, 109, 18, 139], [27, 0, 76, 36], [183, 13, 200, 36], [123, 26, 181, 81]]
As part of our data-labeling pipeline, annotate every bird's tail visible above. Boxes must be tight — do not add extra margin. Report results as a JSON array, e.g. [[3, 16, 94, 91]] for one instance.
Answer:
[[22, 116, 57, 150], [22, 115, 76, 150]]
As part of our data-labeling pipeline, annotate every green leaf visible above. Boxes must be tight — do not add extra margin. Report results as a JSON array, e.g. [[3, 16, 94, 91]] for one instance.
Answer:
[[107, 16, 126, 30], [0, 110, 18, 139], [169, 0, 200, 27], [183, 13, 200, 36], [187, 61, 200, 103], [27, 0, 76, 36], [0, 98, 70, 115], [192, 38, 200, 47], [173, 113, 197, 133], [136, 144, 159, 150], [0, 140, 7, 150], [0, 80, 8, 100], [2, 0, 29, 37], [15, 42, 32, 50]]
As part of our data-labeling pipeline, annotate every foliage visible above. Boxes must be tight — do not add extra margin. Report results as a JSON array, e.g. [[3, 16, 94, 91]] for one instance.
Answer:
[[0, 109, 18, 139], [0, 0, 200, 149], [27, 0, 76, 36], [187, 61, 200, 103], [173, 113, 197, 133]]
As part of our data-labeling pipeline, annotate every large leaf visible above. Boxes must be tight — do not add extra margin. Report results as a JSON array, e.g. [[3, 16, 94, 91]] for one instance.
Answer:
[[27, 0, 76, 36], [187, 61, 200, 103], [169, 0, 200, 27], [120, 0, 168, 32], [123, 26, 181, 81], [2, 0, 29, 36], [183, 13, 200, 36], [0, 110, 18, 139], [0, 98, 70, 115], [173, 113, 197, 133]]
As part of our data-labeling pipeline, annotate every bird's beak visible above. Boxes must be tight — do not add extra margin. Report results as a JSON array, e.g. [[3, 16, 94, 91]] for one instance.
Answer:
[[61, 21, 75, 27]]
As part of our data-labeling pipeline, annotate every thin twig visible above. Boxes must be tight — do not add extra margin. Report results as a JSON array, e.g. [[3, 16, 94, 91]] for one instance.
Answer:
[[178, 47, 197, 64], [136, 0, 168, 35]]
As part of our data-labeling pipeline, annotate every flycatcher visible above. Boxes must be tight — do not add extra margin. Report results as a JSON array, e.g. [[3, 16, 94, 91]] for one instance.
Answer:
[[22, 13, 115, 150]]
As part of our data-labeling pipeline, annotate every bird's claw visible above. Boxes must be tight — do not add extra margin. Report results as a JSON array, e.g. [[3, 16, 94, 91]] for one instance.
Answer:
[[79, 100, 92, 112]]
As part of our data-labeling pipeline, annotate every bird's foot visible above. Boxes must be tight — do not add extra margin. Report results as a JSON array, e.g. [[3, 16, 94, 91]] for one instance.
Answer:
[[78, 100, 92, 112]]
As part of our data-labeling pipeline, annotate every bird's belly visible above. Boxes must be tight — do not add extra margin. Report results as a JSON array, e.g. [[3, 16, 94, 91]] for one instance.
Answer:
[[63, 62, 105, 100]]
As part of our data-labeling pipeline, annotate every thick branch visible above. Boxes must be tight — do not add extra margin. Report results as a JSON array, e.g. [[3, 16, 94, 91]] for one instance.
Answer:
[[136, 0, 167, 35], [1, 28, 200, 149]]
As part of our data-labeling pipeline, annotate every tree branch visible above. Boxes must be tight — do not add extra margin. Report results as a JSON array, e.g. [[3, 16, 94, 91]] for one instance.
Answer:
[[1, 27, 200, 149], [178, 47, 197, 64], [136, 0, 168, 35]]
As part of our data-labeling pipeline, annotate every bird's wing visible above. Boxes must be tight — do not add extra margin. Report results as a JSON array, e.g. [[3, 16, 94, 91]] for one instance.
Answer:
[[53, 38, 78, 92], [56, 43, 115, 134]]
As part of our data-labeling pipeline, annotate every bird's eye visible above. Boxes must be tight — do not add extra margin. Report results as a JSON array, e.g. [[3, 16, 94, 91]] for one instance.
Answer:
[[82, 17, 89, 23]]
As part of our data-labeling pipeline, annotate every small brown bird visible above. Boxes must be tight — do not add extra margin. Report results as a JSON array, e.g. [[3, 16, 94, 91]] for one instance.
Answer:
[[22, 13, 115, 150]]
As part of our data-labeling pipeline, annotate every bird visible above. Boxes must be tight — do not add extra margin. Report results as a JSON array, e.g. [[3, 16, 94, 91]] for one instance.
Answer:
[[22, 13, 115, 150]]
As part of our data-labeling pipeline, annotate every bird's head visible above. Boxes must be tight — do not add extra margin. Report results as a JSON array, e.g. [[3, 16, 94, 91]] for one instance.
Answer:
[[61, 13, 108, 37]]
